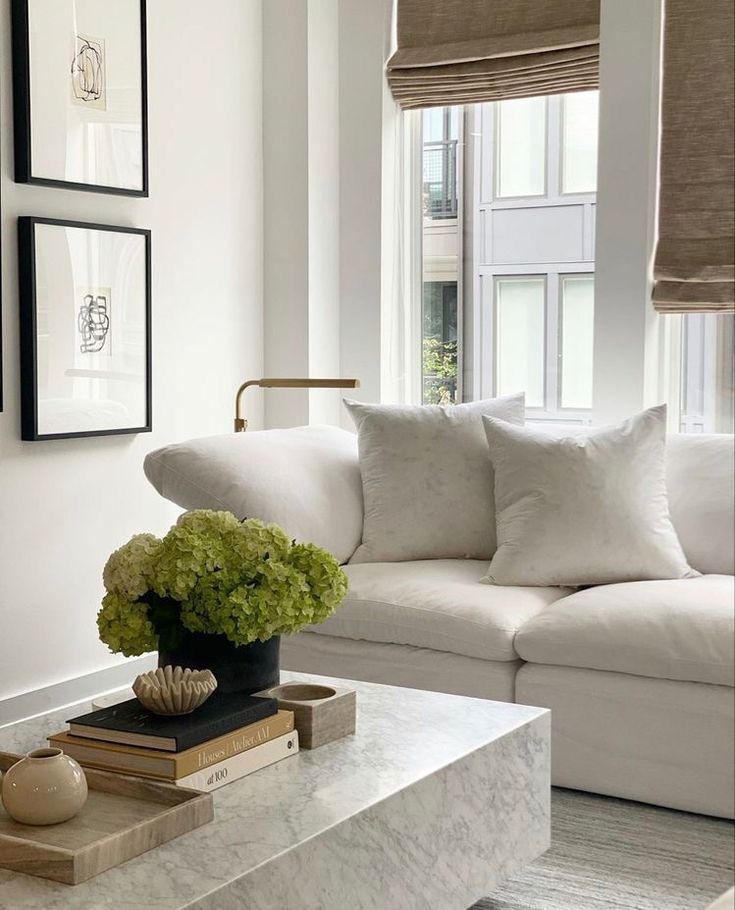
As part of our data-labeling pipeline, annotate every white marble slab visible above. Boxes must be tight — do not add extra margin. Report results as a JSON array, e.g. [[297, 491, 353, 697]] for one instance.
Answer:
[[0, 672, 550, 909]]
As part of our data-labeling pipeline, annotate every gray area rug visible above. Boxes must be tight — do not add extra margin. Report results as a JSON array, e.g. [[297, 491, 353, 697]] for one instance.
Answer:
[[475, 788, 735, 910]]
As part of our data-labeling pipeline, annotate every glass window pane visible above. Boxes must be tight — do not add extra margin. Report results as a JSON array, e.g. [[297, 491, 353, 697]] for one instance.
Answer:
[[496, 277, 545, 407], [448, 107, 460, 141], [679, 313, 735, 433], [422, 282, 458, 404], [560, 276, 594, 408], [423, 107, 446, 143], [562, 91, 599, 194], [496, 97, 546, 197]]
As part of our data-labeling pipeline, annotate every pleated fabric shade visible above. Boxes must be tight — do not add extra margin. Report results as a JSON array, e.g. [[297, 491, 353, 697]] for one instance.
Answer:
[[386, 0, 600, 109], [652, 0, 735, 314]]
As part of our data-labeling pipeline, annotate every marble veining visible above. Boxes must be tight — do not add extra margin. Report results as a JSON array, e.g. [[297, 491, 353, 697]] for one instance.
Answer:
[[0, 672, 550, 909]]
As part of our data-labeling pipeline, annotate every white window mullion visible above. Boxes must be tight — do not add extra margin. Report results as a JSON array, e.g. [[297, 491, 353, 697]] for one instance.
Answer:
[[547, 96, 562, 198], [546, 269, 561, 412]]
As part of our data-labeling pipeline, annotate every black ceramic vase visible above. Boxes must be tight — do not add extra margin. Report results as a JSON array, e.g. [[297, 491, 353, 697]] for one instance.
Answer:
[[158, 632, 280, 695]]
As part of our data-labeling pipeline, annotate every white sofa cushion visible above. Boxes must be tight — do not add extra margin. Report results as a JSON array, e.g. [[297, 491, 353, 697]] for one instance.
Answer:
[[666, 434, 735, 575], [344, 394, 524, 563], [482, 405, 695, 586], [143, 425, 363, 565], [312, 559, 572, 661], [515, 575, 735, 686]]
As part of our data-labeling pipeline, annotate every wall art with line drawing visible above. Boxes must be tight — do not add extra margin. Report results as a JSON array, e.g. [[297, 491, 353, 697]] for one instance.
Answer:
[[18, 218, 152, 441], [11, 0, 148, 195], [71, 34, 107, 111]]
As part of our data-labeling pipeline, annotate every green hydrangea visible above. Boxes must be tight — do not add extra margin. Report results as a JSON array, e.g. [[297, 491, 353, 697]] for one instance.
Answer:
[[97, 592, 158, 657], [97, 510, 349, 655], [151, 510, 242, 601], [103, 533, 162, 599]]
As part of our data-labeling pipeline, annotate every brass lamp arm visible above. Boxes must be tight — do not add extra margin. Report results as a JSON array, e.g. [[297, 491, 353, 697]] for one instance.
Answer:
[[234, 377, 360, 431]]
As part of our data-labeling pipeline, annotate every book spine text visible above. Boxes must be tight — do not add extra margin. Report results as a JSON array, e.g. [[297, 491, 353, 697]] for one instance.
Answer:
[[176, 731, 299, 792]]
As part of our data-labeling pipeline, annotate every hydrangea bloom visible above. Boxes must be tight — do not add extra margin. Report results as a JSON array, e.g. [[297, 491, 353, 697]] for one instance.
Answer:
[[102, 533, 162, 600], [97, 592, 157, 657], [96, 511, 349, 656]]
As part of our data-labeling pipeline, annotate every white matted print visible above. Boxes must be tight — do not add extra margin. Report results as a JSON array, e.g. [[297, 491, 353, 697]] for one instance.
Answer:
[[19, 219, 151, 440], [14, 0, 147, 194], [70, 33, 106, 111]]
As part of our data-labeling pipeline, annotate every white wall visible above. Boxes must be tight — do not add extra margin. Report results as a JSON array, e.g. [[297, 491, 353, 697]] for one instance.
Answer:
[[338, 0, 387, 417], [261, 0, 388, 430], [262, 0, 309, 429], [262, 0, 342, 429], [307, 0, 341, 426], [0, 0, 264, 701]]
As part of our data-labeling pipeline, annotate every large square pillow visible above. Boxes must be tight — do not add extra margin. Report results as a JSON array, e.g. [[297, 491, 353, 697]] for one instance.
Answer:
[[344, 394, 525, 563], [482, 404, 695, 586]]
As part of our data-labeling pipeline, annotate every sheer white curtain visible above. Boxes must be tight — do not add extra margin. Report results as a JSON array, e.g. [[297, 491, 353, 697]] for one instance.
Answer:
[[380, 83, 423, 404]]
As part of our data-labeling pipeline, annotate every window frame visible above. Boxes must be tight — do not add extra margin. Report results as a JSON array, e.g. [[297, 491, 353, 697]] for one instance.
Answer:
[[480, 264, 595, 423], [494, 96, 550, 201]]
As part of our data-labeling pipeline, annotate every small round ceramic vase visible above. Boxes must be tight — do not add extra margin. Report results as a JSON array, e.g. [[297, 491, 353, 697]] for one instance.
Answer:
[[1, 748, 88, 825]]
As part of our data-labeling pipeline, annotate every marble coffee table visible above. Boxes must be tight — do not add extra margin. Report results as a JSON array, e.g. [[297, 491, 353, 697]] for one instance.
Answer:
[[0, 672, 550, 909]]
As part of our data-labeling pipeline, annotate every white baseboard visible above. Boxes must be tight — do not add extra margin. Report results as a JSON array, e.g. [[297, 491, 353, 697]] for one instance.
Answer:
[[0, 655, 157, 729]]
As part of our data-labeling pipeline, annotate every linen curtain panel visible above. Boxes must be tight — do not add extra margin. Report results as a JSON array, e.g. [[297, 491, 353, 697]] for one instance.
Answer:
[[652, 0, 735, 314], [386, 0, 600, 109]]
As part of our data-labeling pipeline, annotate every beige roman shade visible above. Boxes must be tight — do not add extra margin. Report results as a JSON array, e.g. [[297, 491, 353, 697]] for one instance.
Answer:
[[652, 0, 735, 314], [386, 0, 600, 109]]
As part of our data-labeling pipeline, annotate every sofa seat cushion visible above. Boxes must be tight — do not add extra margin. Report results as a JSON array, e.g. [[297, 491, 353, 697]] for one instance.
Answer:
[[515, 575, 735, 686], [312, 559, 572, 662]]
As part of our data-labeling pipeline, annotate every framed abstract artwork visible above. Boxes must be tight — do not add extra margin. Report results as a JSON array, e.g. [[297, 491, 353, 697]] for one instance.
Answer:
[[12, 0, 148, 196], [18, 218, 152, 441]]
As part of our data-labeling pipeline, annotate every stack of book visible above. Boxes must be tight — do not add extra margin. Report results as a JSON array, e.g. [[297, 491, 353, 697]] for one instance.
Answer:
[[48, 692, 298, 792]]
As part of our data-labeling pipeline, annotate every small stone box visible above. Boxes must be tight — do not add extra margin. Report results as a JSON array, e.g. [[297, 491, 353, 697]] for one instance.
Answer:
[[261, 683, 356, 749]]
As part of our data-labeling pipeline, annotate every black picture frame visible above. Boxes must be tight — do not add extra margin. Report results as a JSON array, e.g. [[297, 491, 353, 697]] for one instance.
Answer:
[[11, 0, 149, 197], [18, 217, 152, 441]]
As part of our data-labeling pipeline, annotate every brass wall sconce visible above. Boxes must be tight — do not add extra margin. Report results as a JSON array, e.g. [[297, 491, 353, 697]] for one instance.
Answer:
[[234, 378, 360, 431]]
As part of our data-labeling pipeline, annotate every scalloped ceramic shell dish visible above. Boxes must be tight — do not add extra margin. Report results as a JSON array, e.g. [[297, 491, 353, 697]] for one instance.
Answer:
[[133, 666, 217, 716]]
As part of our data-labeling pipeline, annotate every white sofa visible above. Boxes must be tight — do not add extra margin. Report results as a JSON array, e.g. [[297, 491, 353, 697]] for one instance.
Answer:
[[145, 428, 735, 818]]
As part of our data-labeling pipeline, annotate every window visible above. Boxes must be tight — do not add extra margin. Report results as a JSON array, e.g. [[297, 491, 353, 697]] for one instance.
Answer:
[[661, 313, 735, 433], [422, 282, 458, 404], [496, 97, 546, 198], [421, 95, 597, 417], [560, 276, 594, 409], [421, 107, 460, 404], [481, 93, 597, 420], [495, 277, 546, 407], [417, 95, 733, 431], [561, 91, 599, 194], [422, 108, 459, 219]]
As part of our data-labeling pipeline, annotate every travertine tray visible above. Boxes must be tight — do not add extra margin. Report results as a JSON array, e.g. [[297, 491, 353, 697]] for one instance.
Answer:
[[0, 751, 213, 885]]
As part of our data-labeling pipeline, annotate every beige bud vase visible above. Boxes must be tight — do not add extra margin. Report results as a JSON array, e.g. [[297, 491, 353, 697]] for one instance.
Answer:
[[2, 748, 88, 826]]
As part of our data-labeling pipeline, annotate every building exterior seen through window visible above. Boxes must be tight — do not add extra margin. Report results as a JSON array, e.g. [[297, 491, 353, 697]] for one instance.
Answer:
[[420, 96, 734, 432], [422, 108, 460, 404]]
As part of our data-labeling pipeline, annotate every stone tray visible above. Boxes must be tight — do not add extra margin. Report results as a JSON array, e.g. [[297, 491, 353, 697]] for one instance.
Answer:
[[0, 752, 213, 885]]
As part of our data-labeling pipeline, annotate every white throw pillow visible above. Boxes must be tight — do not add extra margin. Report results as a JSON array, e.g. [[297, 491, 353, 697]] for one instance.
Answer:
[[482, 405, 696, 586], [344, 394, 525, 563], [144, 425, 363, 565]]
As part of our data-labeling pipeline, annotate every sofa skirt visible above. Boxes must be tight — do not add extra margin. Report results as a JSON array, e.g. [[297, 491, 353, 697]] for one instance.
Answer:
[[516, 664, 735, 819], [281, 632, 519, 703]]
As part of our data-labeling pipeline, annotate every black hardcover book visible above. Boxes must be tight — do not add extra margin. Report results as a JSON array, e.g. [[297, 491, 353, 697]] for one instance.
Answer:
[[67, 693, 278, 753]]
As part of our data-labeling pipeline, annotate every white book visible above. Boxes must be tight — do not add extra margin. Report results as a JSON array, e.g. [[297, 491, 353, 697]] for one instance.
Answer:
[[176, 730, 299, 791]]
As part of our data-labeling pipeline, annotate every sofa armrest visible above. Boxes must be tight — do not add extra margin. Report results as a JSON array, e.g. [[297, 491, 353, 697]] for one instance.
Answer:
[[144, 425, 363, 565]]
